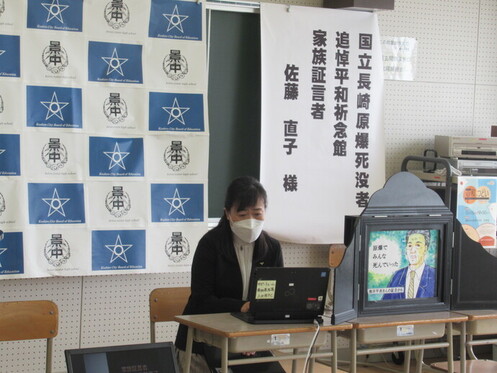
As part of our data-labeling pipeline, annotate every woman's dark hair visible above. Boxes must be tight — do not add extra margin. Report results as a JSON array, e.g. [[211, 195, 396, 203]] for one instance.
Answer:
[[218, 176, 267, 227], [216, 176, 270, 257], [225, 176, 267, 211]]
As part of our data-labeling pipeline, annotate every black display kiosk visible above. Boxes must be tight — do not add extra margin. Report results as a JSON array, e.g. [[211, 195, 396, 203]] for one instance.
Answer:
[[333, 170, 497, 325], [333, 171, 454, 323]]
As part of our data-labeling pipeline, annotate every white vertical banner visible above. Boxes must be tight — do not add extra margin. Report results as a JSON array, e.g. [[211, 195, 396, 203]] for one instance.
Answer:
[[260, 4, 385, 244]]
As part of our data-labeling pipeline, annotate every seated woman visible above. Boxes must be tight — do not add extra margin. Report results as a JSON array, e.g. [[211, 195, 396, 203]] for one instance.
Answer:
[[174, 176, 284, 373]]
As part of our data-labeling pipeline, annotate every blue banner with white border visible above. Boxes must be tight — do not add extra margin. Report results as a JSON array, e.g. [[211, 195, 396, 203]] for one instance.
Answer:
[[26, 85, 83, 129], [89, 136, 145, 177], [149, 91, 205, 132], [151, 183, 204, 222], [92, 229, 146, 271], [0, 34, 20, 77], [27, 0, 83, 32], [88, 41, 143, 84], [0, 232, 24, 275], [0, 134, 20, 176], [28, 183, 86, 224], [149, 0, 202, 41]]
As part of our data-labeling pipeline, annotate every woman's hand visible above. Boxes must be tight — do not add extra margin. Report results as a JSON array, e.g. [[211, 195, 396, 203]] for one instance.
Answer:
[[240, 301, 250, 313]]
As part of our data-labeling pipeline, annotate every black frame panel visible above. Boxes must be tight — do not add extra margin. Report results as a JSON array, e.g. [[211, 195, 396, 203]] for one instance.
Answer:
[[452, 219, 497, 309], [357, 215, 452, 316]]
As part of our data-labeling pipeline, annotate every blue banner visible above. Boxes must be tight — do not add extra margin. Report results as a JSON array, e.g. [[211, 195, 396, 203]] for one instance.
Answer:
[[149, 0, 202, 41], [151, 183, 204, 222], [0, 34, 20, 77], [149, 92, 204, 132], [0, 134, 20, 176], [0, 232, 24, 275], [28, 183, 86, 224], [27, 0, 83, 32], [88, 41, 143, 84], [89, 136, 144, 177], [26, 85, 83, 129], [92, 230, 146, 271]]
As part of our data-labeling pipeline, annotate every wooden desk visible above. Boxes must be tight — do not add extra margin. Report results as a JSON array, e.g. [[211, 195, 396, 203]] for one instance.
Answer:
[[345, 312, 468, 373], [174, 313, 352, 373]]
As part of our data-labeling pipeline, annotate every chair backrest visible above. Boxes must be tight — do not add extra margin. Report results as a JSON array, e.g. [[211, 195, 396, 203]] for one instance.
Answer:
[[328, 243, 346, 268], [149, 287, 190, 343], [0, 300, 58, 373]]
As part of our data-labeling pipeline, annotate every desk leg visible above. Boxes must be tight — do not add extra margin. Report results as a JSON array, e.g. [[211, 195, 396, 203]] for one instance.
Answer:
[[404, 340, 411, 373], [291, 348, 297, 373], [415, 339, 424, 373], [350, 329, 357, 373], [447, 323, 453, 373], [185, 327, 193, 373], [331, 330, 337, 373], [459, 321, 466, 373], [467, 334, 477, 360], [221, 337, 229, 373]]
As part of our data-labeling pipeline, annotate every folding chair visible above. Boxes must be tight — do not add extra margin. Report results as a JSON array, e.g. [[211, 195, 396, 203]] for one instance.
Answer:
[[149, 287, 190, 343], [0, 300, 59, 373]]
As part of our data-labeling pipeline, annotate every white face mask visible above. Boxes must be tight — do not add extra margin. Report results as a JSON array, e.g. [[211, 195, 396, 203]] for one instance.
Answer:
[[229, 218, 264, 243]]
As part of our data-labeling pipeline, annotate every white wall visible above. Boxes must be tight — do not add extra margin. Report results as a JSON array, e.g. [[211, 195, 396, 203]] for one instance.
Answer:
[[2, 0, 497, 371], [378, 0, 497, 178]]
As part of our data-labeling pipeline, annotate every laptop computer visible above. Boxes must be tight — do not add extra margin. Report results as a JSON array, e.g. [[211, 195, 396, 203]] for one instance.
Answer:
[[231, 266, 330, 324], [65, 342, 179, 373]]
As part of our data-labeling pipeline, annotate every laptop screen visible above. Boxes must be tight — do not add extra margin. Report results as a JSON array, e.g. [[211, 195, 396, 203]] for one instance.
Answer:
[[248, 267, 330, 321], [65, 342, 179, 373]]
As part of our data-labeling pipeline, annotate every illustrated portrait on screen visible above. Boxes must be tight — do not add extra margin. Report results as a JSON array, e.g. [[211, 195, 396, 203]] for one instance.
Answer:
[[366, 229, 438, 301]]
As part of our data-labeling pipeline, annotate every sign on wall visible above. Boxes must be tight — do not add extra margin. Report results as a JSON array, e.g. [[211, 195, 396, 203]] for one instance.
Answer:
[[0, 0, 208, 279], [381, 36, 417, 81]]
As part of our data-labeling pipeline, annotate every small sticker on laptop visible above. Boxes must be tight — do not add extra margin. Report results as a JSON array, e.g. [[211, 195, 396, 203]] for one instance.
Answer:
[[255, 280, 276, 299], [270, 333, 290, 346], [397, 325, 414, 337]]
